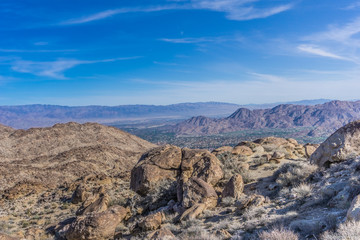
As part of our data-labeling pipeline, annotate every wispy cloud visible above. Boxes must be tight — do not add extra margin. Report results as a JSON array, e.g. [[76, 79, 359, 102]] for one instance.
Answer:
[[249, 72, 287, 83], [160, 35, 243, 44], [305, 17, 360, 45], [192, 0, 294, 20], [297, 44, 351, 61], [0, 49, 77, 53], [61, 0, 294, 25], [343, 2, 360, 10], [60, 5, 185, 25], [11, 57, 140, 79]]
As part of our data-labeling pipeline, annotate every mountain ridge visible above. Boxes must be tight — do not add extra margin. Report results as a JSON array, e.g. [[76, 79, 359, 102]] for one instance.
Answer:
[[171, 100, 360, 136]]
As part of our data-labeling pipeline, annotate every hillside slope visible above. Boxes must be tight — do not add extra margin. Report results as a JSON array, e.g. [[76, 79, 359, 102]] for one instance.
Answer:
[[172, 100, 360, 136], [0, 122, 156, 192]]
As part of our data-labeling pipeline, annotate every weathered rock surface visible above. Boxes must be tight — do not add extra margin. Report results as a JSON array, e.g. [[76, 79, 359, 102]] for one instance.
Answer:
[[76, 190, 109, 216], [71, 184, 88, 204], [181, 177, 218, 209], [346, 194, 360, 222], [222, 174, 244, 199], [146, 228, 176, 240], [0, 122, 156, 193], [138, 212, 163, 231], [0, 233, 18, 240], [131, 146, 223, 198], [232, 145, 253, 156], [130, 145, 182, 195], [212, 146, 233, 155], [64, 206, 129, 240], [310, 120, 360, 167]]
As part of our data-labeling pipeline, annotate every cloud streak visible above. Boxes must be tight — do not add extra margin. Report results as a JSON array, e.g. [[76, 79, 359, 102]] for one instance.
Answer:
[[61, 0, 294, 25], [11, 57, 141, 79], [297, 45, 351, 61]]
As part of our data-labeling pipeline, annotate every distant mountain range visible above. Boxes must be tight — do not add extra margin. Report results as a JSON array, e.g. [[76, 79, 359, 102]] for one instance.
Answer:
[[170, 100, 360, 137], [0, 99, 332, 129]]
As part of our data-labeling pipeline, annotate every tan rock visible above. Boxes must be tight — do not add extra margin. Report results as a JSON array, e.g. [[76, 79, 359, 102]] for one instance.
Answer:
[[139, 212, 163, 231], [346, 194, 360, 222], [71, 184, 88, 204], [180, 148, 223, 187], [254, 137, 289, 146], [236, 194, 265, 210], [0, 233, 18, 240], [232, 145, 253, 156], [130, 145, 182, 195], [181, 177, 218, 209], [179, 203, 206, 221], [64, 206, 129, 240], [222, 174, 244, 199], [239, 162, 250, 171], [216, 229, 232, 239], [310, 120, 360, 167], [211, 146, 233, 155], [287, 138, 298, 145], [76, 190, 109, 216], [147, 228, 176, 240], [271, 151, 285, 160], [304, 144, 318, 158]]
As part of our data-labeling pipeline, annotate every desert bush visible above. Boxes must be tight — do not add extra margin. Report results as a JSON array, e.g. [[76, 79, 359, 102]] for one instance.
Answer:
[[274, 162, 317, 188], [291, 183, 313, 199], [321, 221, 360, 240], [179, 225, 216, 240], [258, 227, 299, 240], [243, 206, 267, 221], [217, 152, 254, 183]]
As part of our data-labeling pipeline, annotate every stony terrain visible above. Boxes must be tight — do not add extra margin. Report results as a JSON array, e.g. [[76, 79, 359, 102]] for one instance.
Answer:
[[171, 100, 360, 137], [3, 120, 360, 239]]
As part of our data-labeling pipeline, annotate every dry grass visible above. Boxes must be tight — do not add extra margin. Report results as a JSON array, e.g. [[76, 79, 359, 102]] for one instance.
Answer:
[[291, 183, 313, 198], [258, 227, 299, 240], [274, 162, 317, 188], [321, 221, 360, 240]]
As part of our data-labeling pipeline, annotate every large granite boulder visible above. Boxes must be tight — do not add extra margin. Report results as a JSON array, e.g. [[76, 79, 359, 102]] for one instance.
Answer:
[[64, 206, 129, 240], [311, 120, 360, 167], [130, 145, 182, 195]]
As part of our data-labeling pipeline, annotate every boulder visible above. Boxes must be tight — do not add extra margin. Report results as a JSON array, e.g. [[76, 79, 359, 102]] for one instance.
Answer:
[[211, 146, 233, 156], [232, 146, 253, 156], [180, 148, 223, 187], [76, 188, 109, 216], [304, 144, 318, 158], [181, 177, 218, 209], [311, 120, 360, 167], [138, 212, 163, 231], [146, 228, 176, 240], [64, 206, 129, 240], [222, 174, 244, 199], [130, 145, 182, 195], [0, 233, 18, 240], [71, 184, 88, 204], [236, 194, 265, 210], [346, 194, 360, 222], [271, 151, 285, 160], [179, 203, 206, 221]]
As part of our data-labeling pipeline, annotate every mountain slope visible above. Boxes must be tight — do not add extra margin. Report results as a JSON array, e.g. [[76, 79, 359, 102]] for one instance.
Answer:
[[0, 122, 156, 191], [172, 100, 360, 136]]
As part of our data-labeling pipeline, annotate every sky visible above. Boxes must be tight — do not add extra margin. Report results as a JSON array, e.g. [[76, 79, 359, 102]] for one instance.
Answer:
[[1, 0, 360, 106]]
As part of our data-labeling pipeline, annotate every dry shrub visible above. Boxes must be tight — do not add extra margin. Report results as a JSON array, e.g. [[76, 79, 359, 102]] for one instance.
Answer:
[[274, 162, 317, 188], [321, 221, 360, 240], [291, 183, 313, 198], [259, 227, 299, 240]]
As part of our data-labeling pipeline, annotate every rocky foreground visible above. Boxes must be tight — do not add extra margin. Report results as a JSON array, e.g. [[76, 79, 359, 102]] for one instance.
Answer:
[[2, 121, 360, 239]]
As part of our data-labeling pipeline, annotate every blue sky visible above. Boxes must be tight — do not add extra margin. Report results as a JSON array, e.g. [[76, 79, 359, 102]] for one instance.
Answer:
[[1, 0, 360, 106]]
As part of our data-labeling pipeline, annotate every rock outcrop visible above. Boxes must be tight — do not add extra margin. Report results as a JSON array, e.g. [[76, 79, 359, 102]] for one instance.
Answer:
[[63, 206, 129, 240], [222, 174, 244, 199], [310, 120, 360, 167]]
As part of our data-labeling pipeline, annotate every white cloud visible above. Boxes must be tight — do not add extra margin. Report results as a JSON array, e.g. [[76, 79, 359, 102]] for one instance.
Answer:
[[160, 35, 243, 44], [11, 57, 140, 79], [343, 2, 360, 10], [305, 17, 360, 44], [61, 0, 294, 25], [297, 44, 351, 61]]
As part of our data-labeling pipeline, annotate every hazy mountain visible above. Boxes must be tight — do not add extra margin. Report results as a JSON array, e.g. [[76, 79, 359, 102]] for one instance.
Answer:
[[171, 100, 360, 136], [0, 99, 333, 129]]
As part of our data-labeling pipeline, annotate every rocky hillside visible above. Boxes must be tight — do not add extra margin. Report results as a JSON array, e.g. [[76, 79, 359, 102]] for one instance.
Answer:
[[5, 121, 360, 239], [172, 100, 360, 137], [0, 122, 156, 192]]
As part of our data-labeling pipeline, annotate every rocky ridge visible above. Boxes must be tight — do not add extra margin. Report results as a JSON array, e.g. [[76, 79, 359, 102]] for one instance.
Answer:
[[171, 100, 360, 137]]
